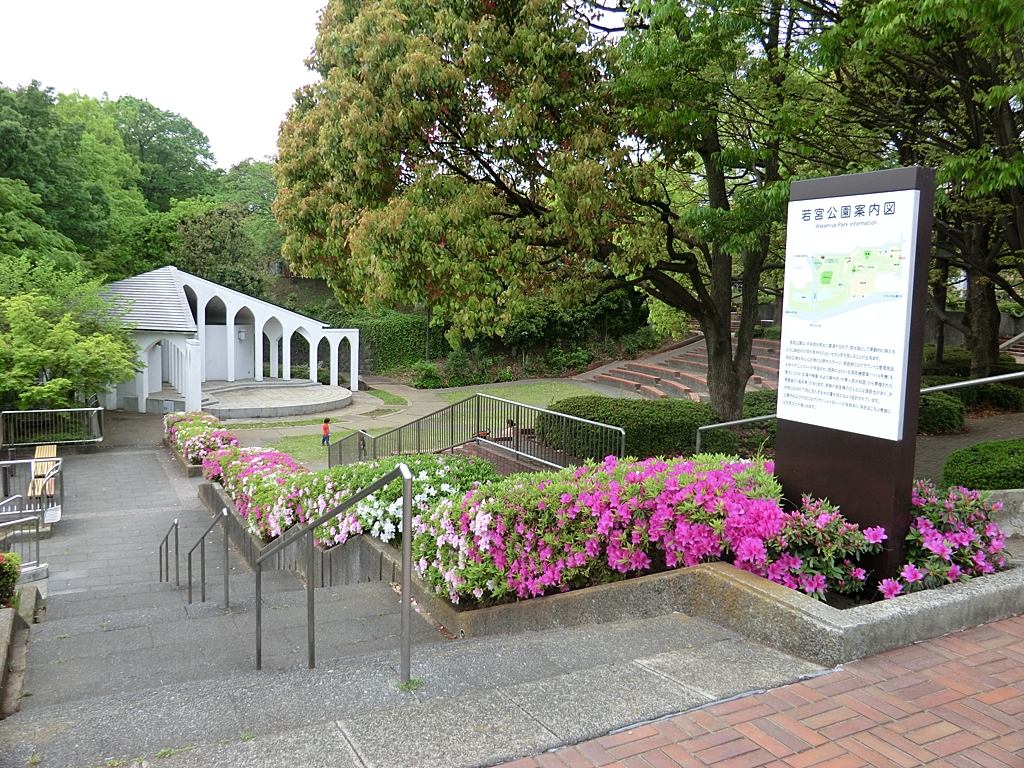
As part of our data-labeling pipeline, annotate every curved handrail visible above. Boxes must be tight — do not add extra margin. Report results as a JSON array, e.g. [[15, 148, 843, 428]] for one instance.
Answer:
[[694, 369, 1024, 454], [255, 463, 416, 684]]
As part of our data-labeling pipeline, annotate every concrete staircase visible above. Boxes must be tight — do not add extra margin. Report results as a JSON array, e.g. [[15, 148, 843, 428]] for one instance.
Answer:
[[580, 337, 781, 402], [0, 445, 824, 768]]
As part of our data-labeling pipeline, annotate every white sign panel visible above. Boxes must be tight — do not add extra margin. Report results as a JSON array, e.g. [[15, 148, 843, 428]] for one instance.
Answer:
[[777, 189, 921, 441]]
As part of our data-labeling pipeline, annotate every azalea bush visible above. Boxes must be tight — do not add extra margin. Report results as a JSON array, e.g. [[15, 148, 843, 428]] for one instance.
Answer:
[[0, 551, 21, 609], [203, 445, 309, 538], [878, 481, 1008, 599], [411, 455, 884, 606], [164, 411, 239, 464]]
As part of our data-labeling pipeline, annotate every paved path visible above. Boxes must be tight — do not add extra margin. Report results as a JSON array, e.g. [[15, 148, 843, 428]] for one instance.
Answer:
[[500, 615, 1024, 768], [914, 411, 1024, 485]]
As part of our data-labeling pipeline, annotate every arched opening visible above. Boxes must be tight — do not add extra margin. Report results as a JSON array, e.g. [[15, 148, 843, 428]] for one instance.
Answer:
[[316, 337, 331, 385], [290, 327, 312, 381], [337, 336, 352, 388], [232, 307, 256, 380], [203, 296, 229, 380], [183, 285, 198, 324]]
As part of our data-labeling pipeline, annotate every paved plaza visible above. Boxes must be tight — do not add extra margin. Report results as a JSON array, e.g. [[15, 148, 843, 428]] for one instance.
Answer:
[[1, 390, 1023, 767]]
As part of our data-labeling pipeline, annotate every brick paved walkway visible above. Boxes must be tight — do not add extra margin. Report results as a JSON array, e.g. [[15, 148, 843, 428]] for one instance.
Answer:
[[501, 615, 1024, 768]]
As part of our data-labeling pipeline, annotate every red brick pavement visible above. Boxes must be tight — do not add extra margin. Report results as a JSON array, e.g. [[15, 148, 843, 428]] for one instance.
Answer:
[[499, 615, 1024, 768]]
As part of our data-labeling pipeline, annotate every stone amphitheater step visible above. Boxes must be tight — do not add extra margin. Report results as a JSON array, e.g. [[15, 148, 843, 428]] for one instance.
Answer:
[[623, 364, 701, 401]]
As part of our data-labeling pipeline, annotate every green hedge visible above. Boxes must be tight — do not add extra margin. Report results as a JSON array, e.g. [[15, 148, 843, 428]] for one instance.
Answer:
[[919, 375, 1024, 411], [540, 396, 736, 459], [922, 344, 1020, 378], [942, 439, 1024, 490], [742, 389, 778, 447], [0, 552, 20, 609], [761, 326, 782, 341], [918, 392, 966, 434]]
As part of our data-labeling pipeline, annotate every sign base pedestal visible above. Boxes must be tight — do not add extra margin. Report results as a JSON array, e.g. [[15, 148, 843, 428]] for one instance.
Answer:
[[775, 419, 914, 579]]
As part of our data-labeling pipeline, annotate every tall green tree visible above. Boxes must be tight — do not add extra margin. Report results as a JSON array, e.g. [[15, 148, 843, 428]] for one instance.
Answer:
[[817, 0, 1024, 377], [274, 0, 860, 418], [215, 159, 284, 267], [0, 81, 110, 253], [105, 95, 218, 212]]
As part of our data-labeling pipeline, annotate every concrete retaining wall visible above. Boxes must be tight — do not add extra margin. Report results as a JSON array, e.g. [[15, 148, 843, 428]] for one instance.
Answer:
[[163, 437, 203, 478], [199, 482, 1024, 667]]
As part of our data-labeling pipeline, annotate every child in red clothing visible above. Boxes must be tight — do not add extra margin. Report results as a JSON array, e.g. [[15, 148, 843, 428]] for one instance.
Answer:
[[322, 418, 330, 446]]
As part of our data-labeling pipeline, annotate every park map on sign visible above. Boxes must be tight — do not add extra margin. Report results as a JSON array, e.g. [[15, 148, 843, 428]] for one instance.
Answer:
[[786, 244, 903, 321]]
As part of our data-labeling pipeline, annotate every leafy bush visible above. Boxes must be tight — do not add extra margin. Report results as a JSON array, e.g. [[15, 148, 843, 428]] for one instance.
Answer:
[[975, 382, 1024, 411], [942, 439, 1024, 490], [761, 326, 782, 341], [922, 344, 1019, 378], [0, 552, 21, 608], [917, 392, 965, 434], [878, 482, 1007, 599], [411, 455, 883, 605], [741, 389, 778, 447], [411, 361, 444, 389], [164, 412, 239, 464], [540, 396, 736, 458]]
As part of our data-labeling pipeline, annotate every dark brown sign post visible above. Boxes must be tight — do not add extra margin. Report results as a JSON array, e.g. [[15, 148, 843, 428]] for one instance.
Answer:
[[774, 167, 935, 579]]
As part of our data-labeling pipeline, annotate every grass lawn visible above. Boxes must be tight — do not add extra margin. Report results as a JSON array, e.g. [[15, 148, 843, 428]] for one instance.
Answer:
[[435, 381, 594, 407], [263, 432, 353, 464], [367, 388, 408, 406], [231, 417, 332, 430]]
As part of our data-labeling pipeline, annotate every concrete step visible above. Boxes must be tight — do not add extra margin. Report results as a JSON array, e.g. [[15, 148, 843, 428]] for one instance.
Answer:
[[610, 367, 662, 387], [0, 611, 824, 768], [594, 373, 642, 393], [638, 385, 668, 399], [22, 580, 444, 710]]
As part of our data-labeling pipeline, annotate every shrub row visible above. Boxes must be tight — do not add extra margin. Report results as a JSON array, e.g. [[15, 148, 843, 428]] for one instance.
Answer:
[[164, 412, 239, 464], [942, 439, 1024, 490], [0, 552, 21, 609]]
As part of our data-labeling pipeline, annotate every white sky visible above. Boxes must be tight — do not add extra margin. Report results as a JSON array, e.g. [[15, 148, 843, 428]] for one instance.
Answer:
[[0, 0, 327, 169]]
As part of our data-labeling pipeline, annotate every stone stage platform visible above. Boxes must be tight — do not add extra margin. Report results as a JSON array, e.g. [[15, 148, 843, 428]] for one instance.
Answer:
[[200, 378, 353, 419]]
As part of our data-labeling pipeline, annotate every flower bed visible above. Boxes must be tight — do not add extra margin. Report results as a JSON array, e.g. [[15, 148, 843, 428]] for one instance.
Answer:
[[168, 413, 1009, 611], [411, 455, 888, 607], [164, 412, 239, 465]]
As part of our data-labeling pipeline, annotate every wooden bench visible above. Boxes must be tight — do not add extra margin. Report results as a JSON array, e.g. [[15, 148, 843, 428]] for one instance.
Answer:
[[29, 445, 58, 500]]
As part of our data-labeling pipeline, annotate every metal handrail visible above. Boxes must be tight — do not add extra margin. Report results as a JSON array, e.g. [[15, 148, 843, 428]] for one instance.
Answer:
[[999, 329, 1024, 351], [0, 406, 104, 448], [693, 369, 1024, 454], [328, 393, 626, 469], [0, 514, 42, 572], [255, 463, 415, 682], [158, 519, 179, 585], [2, 457, 64, 525], [186, 508, 230, 607]]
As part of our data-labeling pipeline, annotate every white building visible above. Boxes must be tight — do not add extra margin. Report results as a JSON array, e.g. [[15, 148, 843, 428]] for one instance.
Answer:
[[103, 266, 359, 413]]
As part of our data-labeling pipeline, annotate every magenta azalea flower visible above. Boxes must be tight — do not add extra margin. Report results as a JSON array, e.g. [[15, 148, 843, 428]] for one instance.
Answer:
[[879, 578, 903, 599], [863, 526, 887, 544], [900, 564, 924, 582]]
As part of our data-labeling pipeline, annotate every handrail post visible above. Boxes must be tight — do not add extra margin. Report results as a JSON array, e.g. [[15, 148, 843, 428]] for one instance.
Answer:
[[307, 529, 315, 669], [174, 520, 179, 586], [200, 537, 206, 603], [222, 509, 229, 608], [187, 552, 193, 604], [401, 467, 412, 685], [159, 537, 164, 582], [255, 562, 262, 669]]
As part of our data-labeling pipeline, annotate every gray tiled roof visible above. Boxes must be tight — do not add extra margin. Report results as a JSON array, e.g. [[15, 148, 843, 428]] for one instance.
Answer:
[[104, 266, 197, 333]]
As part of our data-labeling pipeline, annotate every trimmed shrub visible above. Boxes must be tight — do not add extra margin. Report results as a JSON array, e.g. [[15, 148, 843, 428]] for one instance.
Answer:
[[977, 382, 1024, 411], [540, 396, 736, 458], [411, 361, 444, 389], [942, 439, 1024, 490], [164, 412, 239, 464], [742, 389, 778, 448], [762, 326, 782, 341], [922, 344, 1020, 378], [917, 392, 965, 434], [0, 552, 20, 608]]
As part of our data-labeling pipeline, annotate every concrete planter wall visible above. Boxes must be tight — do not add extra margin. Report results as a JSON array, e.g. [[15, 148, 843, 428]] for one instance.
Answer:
[[986, 489, 1024, 537], [163, 437, 203, 478], [199, 482, 1024, 667]]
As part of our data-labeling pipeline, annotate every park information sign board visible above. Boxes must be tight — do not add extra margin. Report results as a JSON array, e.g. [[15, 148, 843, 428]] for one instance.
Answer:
[[774, 167, 935, 578], [777, 188, 921, 441]]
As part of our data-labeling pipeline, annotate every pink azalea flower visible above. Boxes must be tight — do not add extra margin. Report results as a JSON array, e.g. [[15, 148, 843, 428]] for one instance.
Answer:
[[850, 567, 866, 580], [863, 527, 887, 544], [900, 564, 924, 582], [879, 578, 903, 599]]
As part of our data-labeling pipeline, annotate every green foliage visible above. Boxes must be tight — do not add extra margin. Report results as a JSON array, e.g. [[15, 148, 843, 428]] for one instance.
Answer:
[[311, 306, 450, 373], [919, 375, 1024, 411], [741, 389, 778, 445], [368, 388, 407, 406], [411, 361, 444, 389], [0, 257, 138, 409], [0, 552, 20, 608], [917, 392, 966, 435], [170, 201, 267, 296], [942, 439, 1024, 491], [214, 159, 284, 268], [540, 395, 735, 459], [104, 95, 216, 212], [761, 326, 782, 341]]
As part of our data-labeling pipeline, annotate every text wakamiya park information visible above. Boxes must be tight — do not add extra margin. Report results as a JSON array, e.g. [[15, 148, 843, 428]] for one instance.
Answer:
[[775, 167, 936, 578]]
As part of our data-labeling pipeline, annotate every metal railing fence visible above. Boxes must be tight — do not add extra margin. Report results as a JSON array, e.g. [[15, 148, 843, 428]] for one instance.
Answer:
[[0, 458, 64, 525], [187, 509, 230, 608], [328, 394, 626, 469], [158, 519, 179, 586], [0, 513, 43, 576], [255, 464, 415, 681], [694, 370, 1024, 454], [0, 407, 103, 449]]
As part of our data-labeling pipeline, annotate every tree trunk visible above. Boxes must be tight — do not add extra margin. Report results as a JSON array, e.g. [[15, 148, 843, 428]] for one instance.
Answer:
[[964, 267, 1001, 378]]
